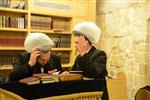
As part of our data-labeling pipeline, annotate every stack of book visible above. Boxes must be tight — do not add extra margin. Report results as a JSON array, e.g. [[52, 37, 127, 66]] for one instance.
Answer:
[[33, 73, 59, 84], [19, 73, 83, 85]]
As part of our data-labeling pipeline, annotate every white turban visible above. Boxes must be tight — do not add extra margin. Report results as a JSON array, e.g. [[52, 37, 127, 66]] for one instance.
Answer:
[[73, 22, 101, 44], [24, 33, 54, 53]]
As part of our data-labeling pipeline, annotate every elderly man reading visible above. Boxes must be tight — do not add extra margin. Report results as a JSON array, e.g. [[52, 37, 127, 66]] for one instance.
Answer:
[[8, 33, 62, 82]]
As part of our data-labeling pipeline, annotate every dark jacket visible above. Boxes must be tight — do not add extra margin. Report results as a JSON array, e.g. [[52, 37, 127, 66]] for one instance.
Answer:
[[8, 52, 62, 82], [72, 46, 109, 100]]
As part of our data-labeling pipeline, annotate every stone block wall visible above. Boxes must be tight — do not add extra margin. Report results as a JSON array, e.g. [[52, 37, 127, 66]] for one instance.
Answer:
[[96, 0, 150, 100]]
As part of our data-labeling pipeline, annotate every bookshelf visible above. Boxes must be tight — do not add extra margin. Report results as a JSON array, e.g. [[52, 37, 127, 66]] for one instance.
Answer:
[[0, 0, 96, 72]]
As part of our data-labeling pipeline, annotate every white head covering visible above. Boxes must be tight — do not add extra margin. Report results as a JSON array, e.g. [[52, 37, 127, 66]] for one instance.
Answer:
[[24, 33, 54, 53], [73, 21, 101, 44]]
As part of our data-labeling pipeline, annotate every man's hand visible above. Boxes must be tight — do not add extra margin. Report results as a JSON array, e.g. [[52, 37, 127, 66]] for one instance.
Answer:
[[48, 69, 59, 75], [28, 48, 40, 67], [61, 71, 69, 75]]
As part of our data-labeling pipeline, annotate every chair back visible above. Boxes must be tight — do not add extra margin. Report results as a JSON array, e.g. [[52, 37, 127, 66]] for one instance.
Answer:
[[135, 86, 150, 100]]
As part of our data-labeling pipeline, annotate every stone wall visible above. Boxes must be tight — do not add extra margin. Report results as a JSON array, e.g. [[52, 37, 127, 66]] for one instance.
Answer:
[[96, 0, 150, 100]]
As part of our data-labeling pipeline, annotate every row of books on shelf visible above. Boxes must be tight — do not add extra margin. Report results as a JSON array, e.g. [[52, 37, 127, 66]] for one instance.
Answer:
[[49, 35, 70, 48], [0, 0, 25, 9], [59, 52, 70, 64], [0, 55, 17, 67], [31, 15, 70, 31], [31, 15, 52, 30], [61, 58, 69, 64], [19, 73, 83, 85], [0, 52, 70, 67], [0, 16, 25, 28], [52, 18, 70, 31], [0, 0, 11, 8], [0, 16, 70, 31], [0, 34, 70, 48], [0, 36, 24, 47]]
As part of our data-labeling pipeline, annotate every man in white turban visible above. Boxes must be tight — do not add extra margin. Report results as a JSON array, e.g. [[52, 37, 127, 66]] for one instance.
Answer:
[[71, 22, 108, 100], [8, 33, 62, 82]]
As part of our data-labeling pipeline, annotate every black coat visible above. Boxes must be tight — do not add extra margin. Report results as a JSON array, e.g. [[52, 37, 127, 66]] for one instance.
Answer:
[[72, 46, 109, 100], [8, 52, 62, 82]]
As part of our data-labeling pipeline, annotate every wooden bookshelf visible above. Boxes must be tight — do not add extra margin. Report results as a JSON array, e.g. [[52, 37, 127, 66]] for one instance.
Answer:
[[0, 0, 96, 73], [0, 47, 24, 50], [0, 7, 28, 14], [51, 48, 72, 51], [0, 27, 28, 32], [31, 29, 71, 34]]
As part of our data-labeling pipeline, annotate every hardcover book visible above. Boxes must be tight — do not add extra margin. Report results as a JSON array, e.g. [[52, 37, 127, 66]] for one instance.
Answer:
[[19, 77, 40, 85], [33, 73, 59, 84], [54, 74, 83, 82], [32, 73, 52, 79], [69, 71, 83, 74]]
